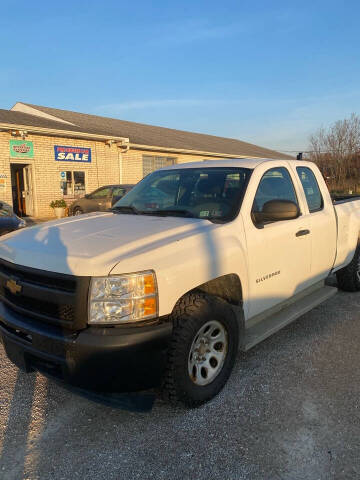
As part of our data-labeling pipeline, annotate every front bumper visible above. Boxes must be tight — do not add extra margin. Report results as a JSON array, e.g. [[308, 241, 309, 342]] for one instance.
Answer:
[[0, 302, 172, 391]]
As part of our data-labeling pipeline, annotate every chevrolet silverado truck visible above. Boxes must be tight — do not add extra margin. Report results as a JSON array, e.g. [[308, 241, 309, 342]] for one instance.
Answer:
[[0, 159, 359, 407]]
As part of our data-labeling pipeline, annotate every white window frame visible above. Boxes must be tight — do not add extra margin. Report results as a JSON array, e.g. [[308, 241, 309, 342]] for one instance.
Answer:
[[62, 170, 86, 197], [142, 155, 177, 177]]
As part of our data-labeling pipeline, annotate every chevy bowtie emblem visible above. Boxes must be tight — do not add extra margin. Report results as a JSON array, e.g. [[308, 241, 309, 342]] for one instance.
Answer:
[[5, 278, 22, 295]]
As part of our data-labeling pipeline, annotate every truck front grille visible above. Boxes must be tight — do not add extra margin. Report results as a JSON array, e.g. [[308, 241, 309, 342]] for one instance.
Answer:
[[0, 259, 90, 330]]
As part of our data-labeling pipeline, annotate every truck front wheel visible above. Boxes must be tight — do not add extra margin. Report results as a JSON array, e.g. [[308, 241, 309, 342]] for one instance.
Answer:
[[162, 292, 239, 407], [336, 245, 360, 292]]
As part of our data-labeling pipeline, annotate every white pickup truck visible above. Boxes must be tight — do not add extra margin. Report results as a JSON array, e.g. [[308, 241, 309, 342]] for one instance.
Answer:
[[0, 159, 359, 407]]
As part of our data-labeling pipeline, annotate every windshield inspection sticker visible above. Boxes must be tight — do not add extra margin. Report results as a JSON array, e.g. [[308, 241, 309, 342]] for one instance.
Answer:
[[200, 211, 210, 217], [212, 210, 222, 217]]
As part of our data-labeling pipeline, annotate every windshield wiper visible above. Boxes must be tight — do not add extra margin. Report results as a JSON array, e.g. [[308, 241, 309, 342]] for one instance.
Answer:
[[112, 206, 208, 220], [142, 209, 195, 218], [111, 205, 141, 215]]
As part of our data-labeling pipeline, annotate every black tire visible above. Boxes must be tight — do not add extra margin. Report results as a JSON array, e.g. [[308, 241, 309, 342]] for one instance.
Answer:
[[162, 292, 239, 407], [336, 244, 360, 292], [73, 207, 83, 216]]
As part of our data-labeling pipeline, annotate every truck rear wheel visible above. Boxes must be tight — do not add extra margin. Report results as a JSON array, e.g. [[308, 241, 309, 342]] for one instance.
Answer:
[[162, 292, 239, 407], [336, 245, 360, 292]]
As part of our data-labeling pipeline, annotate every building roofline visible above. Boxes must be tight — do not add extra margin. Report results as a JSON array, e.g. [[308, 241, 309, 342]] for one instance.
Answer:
[[127, 142, 253, 158], [11, 102, 76, 126], [0, 122, 129, 144], [0, 121, 257, 157], [3, 102, 294, 160]]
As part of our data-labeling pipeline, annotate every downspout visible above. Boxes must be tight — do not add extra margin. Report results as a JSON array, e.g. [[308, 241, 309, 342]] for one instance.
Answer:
[[118, 150, 123, 184], [117, 141, 130, 184]]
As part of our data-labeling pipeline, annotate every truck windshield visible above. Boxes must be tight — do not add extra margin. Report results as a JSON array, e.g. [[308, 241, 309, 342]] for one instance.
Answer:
[[113, 167, 252, 222]]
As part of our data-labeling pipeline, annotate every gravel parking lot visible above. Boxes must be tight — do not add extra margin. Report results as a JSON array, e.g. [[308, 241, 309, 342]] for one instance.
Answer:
[[0, 284, 359, 480]]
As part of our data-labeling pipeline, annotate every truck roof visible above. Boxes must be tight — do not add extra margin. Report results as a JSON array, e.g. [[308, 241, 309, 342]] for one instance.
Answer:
[[161, 158, 300, 170]]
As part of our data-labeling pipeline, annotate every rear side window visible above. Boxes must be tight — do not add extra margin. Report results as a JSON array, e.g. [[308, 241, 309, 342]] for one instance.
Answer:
[[112, 187, 125, 197], [296, 167, 323, 212], [90, 187, 112, 199]]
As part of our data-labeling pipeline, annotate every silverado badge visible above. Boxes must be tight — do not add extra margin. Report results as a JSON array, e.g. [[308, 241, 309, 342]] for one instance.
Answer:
[[5, 278, 22, 295]]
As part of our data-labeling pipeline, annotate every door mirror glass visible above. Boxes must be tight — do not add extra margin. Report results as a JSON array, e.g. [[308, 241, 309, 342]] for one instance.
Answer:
[[253, 200, 300, 224]]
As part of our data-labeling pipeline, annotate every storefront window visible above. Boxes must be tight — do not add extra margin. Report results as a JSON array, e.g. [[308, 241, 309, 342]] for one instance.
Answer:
[[74, 171, 85, 196], [64, 172, 72, 196], [62, 171, 86, 197], [143, 155, 177, 177]]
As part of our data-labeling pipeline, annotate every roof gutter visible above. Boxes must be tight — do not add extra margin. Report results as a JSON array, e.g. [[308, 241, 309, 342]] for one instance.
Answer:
[[128, 143, 258, 159], [0, 123, 129, 143]]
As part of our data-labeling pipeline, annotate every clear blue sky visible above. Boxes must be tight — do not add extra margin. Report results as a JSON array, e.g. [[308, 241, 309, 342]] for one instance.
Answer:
[[1, 0, 359, 153]]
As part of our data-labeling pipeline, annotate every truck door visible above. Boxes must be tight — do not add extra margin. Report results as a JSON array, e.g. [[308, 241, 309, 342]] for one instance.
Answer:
[[242, 164, 312, 319], [294, 165, 337, 282]]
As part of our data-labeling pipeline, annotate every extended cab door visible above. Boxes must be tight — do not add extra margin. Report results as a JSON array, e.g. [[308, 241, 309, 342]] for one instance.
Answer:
[[242, 163, 312, 319], [291, 163, 337, 282]]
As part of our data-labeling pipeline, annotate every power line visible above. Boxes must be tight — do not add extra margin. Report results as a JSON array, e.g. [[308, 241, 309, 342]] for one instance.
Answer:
[[276, 149, 360, 154]]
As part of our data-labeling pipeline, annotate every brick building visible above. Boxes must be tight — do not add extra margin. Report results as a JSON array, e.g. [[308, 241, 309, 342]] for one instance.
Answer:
[[0, 102, 290, 217]]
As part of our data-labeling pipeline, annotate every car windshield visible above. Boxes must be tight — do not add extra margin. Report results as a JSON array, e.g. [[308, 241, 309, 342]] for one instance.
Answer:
[[0, 205, 12, 217], [113, 167, 252, 222]]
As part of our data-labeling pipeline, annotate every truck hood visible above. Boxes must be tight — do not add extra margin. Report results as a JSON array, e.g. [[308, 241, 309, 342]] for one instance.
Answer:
[[0, 212, 216, 276]]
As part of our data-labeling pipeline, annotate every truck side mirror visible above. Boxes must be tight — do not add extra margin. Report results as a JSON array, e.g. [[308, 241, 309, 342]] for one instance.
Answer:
[[254, 200, 300, 224]]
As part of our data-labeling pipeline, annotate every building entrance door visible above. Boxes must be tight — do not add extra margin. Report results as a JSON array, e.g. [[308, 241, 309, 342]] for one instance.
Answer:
[[23, 165, 34, 216], [10, 163, 34, 216]]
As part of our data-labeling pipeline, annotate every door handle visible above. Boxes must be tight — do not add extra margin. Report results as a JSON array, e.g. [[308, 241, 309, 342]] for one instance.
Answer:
[[296, 229, 310, 237]]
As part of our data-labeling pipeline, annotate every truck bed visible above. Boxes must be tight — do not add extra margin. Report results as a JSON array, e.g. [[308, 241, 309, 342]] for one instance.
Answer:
[[332, 193, 360, 204], [333, 196, 360, 269]]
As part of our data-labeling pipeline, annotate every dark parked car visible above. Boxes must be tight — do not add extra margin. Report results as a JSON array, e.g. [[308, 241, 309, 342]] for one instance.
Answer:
[[69, 184, 134, 216], [0, 202, 26, 235]]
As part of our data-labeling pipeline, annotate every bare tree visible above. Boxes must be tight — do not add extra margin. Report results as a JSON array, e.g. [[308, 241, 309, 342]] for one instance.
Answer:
[[308, 114, 360, 191]]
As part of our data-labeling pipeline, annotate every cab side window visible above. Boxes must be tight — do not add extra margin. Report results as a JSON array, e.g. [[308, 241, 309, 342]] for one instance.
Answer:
[[252, 167, 299, 225], [296, 167, 323, 213]]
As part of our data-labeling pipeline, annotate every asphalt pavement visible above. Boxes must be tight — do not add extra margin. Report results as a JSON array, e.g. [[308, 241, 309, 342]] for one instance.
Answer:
[[0, 284, 359, 480]]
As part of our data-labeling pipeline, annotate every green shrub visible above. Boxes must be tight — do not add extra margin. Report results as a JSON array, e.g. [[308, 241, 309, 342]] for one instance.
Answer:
[[50, 199, 67, 209]]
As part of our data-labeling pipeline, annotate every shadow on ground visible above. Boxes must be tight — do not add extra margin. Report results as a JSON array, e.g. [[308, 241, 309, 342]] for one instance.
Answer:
[[0, 283, 360, 480]]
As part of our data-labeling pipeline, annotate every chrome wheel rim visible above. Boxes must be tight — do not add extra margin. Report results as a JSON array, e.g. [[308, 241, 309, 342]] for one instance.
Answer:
[[74, 210, 82, 216], [188, 320, 228, 386]]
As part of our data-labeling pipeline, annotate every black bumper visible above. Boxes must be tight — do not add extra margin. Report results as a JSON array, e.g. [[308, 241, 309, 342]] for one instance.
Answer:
[[0, 302, 172, 392]]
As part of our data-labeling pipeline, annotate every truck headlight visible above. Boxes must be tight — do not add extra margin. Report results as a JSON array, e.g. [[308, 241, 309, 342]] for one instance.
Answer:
[[88, 271, 158, 325]]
